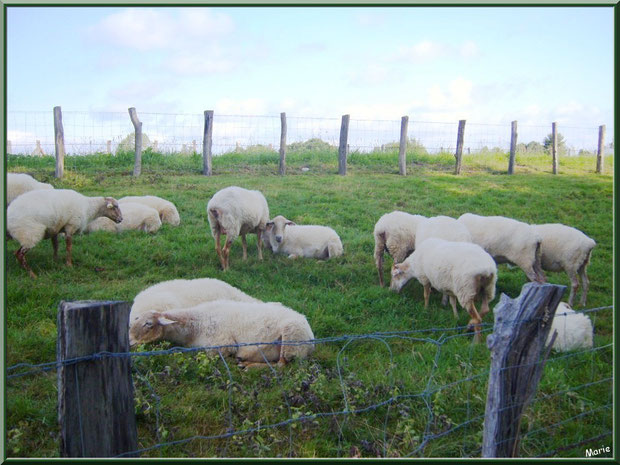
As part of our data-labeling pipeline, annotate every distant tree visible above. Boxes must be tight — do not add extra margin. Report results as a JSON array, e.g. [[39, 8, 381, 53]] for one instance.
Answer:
[[525, 141, 544, 153], [543, 132, 567, 155], [376, 137, 428, 154], [116, 133, 152, 154], [288, 138, 335, 152]]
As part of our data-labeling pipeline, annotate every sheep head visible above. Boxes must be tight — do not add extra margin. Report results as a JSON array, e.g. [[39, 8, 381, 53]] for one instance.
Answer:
[[129, 310, 177, 346], [102, 197, 123, 224], [389, 262, 413, 292], [266, 215, 296, 245]]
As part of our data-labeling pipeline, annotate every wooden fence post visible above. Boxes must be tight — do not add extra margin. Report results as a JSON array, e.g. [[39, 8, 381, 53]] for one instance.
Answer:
[[454, 119, 466, 175], [482, 283, 566, 458], [279, 112, 287, 175], [106, 140, 112, 154], [398, 116, 409, 176], [338, 114, 350, 175], [57, 300, 138, 457], [7, 140, 12, 154], [596, 125, 605, 174], [508, 121, 518, 175], [551, 122, 558, 175], [54, 106, 65, 179], [203, 110, 214, 176], [128, 108, 142, 177]]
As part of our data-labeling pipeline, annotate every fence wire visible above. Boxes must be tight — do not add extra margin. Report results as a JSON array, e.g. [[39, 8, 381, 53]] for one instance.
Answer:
[[5, 305, 613, 458]]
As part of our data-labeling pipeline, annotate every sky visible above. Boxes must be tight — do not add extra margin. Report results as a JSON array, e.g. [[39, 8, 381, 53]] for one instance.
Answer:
[[5, 6, 615, 153]]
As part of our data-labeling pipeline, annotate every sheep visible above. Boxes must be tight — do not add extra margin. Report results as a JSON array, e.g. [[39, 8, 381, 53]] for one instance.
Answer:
[[531, 223, 596, 307], [129, 277, 262, 327], [7, 173, 53, 205], [546, 302, 593, 352], [390, 238, 497, 342], [206, 186, 270, 271], [414, 215, 472, 248], [7, 189, 122, 278], [373, 211, 426, 287], [86, 202, 162, 234], [119, 195, 180, 226], [129, 300, 315, 368], [457, 213, 546, 283], [264, 215, 343, 259]]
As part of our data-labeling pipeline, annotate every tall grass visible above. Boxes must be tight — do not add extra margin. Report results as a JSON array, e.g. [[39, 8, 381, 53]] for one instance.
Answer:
[[4, 152, 614, 458]]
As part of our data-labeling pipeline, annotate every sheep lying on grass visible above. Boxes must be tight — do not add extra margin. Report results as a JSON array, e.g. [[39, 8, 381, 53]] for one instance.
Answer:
[[7, 189, 122, 278], [457, 213, 546, 283], [86, 202, 162, 234], [119, 195, 180, 226], [129, 277, 261, 329], [207, 186, 270, 271], [129, 300, 315, 368], [265, 215, 343, 259], [532, 223, 596, 307], [7, 173, 53, 205], [373, 211, 426, 287], [390, 238, 497, 342], [546, 302, 593, 352]]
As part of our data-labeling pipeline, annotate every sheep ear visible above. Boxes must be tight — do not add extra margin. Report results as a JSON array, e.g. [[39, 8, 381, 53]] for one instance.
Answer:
[[286, 221, 296, 226], [157, 316, 178, 326], [266, 222, 274, 230], [107, 203, 114, 209]]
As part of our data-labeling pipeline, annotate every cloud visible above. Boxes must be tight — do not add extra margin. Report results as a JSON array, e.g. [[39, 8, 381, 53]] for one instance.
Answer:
[[425, 77, 473, 111], [397, 40, 445, 62], [348, 64, 390, 86], [459, 40, 479, 59]]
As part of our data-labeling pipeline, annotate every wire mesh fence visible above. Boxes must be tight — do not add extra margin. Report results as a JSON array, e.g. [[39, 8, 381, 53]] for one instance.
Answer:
[[5, 305, 613, 458]]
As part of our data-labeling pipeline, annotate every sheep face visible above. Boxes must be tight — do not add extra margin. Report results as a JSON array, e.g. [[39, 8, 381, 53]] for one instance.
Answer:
[[129, 311, 177, 346], [103, 197, 123, 224], [266, 215, 296, 246], [390, 263, 413, 292]]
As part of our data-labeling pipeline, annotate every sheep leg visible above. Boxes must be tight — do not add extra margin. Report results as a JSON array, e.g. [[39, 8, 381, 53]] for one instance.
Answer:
[[567, 270, 580, 308], [441, 293, 448, 306], [256, 229, 263, 260], [237, 361, 271, 370], [65, 235, 73, 267], [277, 335, 288, 367], [578, 264, 590, 307], [376, 252, 385, 287], [449, 295, 458, 319], [241, 234, 248, 260], [222, 239, 233, 271], [51, 235, 59, 261], [465, 302, 483, 343], [423, 283, 431, 308], [480, 295, 491, 319], [214, 230, 222, 261], [15, 247, 37, 279]]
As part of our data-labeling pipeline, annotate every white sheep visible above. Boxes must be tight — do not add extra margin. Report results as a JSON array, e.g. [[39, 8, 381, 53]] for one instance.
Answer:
[[390, 238, 497, 342], [546, 302, 593, 352], [264, 215, 343, 259], [531, 223, 596, 307], [129, 300, 315, 368], [414, 215, 472, 248], [7, 189, 122, 278], [129, 277, 261, 326], [457, 213, 546, 283], [7, 173, 53, 205], [206, 186, 270, 271], [86, 202, 162, 234], [119, 195, 180, 226], [373, 211, 426, 287]]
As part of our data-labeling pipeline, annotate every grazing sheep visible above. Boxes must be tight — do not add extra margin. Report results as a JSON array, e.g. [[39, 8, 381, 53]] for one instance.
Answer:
[[265, 215, 343, 259], [129, 300, 315, 368], [546, 302, 593, 352], [119, 195, 180, 226], [373, 211, 426, 287], [7, 189, 122, 278], [129, 277, 261, 327], [457, 213, 546, 283], [206, 186, 270, 271], [414, 215, 472, 248], [7, 173, 53, 205], [86, 202, 162, 234], [390, 238, 497, 342], [531, 223, 596, 307]]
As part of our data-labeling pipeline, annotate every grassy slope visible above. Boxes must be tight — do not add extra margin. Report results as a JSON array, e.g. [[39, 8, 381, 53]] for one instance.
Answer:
[[5, 151, 614, 457]]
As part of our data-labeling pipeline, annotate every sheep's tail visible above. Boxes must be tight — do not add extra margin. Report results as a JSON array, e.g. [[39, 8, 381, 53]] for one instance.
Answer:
[[532, 240, 547, 283], [374, 231, 387, 266], [476, 272, 497, 302]]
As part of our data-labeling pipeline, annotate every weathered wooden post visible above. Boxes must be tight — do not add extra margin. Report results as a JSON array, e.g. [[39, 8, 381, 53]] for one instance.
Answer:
[[7, 140, 12, 154], [203, 110, 214, 176], [551, 122, 558, 175], [596, 125, 605, 174], [398, 116, 409, 176], [279, 112, 287, 175], [482, 283, 566, 458], [508, 121, 518, 175], [128, 108, 142, 177], [454, 119, 466, 175], [338, 114, 350, 175], [106, 140, 112, 154], [54, 106, 66, 179], [57, 300, 138, 457]]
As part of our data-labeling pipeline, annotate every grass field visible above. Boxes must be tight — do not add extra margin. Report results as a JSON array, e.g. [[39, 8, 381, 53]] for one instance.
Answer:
[[4, 150, 614, 458]]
